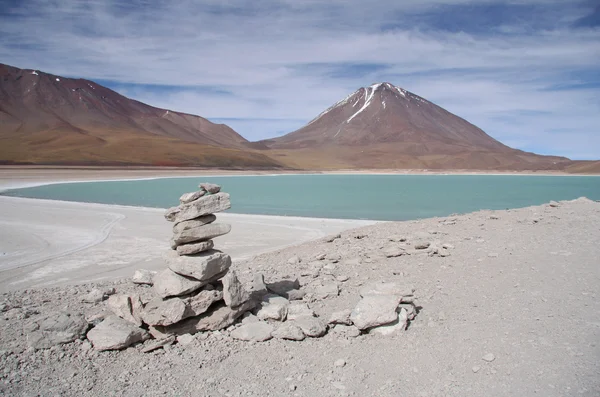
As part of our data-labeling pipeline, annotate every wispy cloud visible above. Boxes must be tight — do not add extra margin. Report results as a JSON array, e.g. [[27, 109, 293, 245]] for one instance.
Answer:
[[1, 0, 599, 159]]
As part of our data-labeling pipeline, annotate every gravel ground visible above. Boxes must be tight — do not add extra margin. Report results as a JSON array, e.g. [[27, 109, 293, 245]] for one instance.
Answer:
[[1, 198, 599, 397]]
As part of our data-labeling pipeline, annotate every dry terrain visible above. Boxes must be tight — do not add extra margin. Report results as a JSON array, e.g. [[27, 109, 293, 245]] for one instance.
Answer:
[[1, 198, 599, 396]]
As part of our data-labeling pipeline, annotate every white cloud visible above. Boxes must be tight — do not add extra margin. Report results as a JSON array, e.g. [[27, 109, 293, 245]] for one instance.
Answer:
[[0, 0, 598, 158]]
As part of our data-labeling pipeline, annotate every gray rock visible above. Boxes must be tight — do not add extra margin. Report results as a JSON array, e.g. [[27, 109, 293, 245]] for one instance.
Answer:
[[247, 273, 269, 300], [286, 289, 306, 301], [330, 324, 361, 338], [188, 287, 223, 316], [199, 182, 221, 194], [153, 269, 204, 299], [398, 304, 416, 320], [267, 278, 300, 297], [26, 312, 88, 349], [165, 249, 231, 284], [173, 214, 216, 234], [87, 316, 149, 351], [176, 333, 195, 346], [149, 300, 256, 338], [165, 192, 230, 223], [171, 223, 231, 248], [106, 294, 144, 326], [482, 353, 496, 362], [368, 307, 408, 336], [328, 310, 352, 325], [141, 335, 175, 353], [230, 322, 274, 342], [314, 282, 340, 299], [143, 288, 222, 326], [326, 233, 341, 243], [176, 240, 214, 256], [179, 190, 206, 204], [383, 247, 406, 258], [287, 302, 315, 321], [292, 316, 327, 337], [257, 294, 290, 321], [350, 295, 402, 330], [442, 243, 454, 249], [334, 359, 346, 367], [132, 269, 157, 285], [389, 235, 407, 242], [272, 323, 305, 341], [414, 241, 431, 250], [222, 270, 249, 308], [549, 200, 559, 207], [82, 289, 105, 303]]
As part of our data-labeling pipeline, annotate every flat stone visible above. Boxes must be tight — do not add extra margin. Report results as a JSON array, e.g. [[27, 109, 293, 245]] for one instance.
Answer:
[[257, 294, 289, 322], [82, 289, 104, 303], [176, 240, 214, 256], [482, 353, 496, 362], [199, 182, 221, 194], [314, 282, 340, 299], [230, 322, 273, 342], [350, 295, 402, 330], [368, 308, 408, 335], [247, 273, 268, 300], [414, 242, 431, 250], [188, 287, 223, 316], [383, 247, 406, 258], [173, 214, 216, 234], [398, 303, 416, 320], [141, 335, 175, 353], [330, 324, 360, 338], [292, 316, 327, 337], [149, 300, 256, 338], [171, 222, 231, 248], [165, 193, 230, 223], [153, 269, 204, 299], [87, 316, 149, 351], [549, 200, 559, 207], [179, 190, 206, 204], [287, 302, 315, 321], [272, 323, 305, 341], [26, 312, 88, 349], [359, 282, 415, 299], [142, 288, 222, 326], [328, 310, 352, 325], [176, 333, 195, 346], [107, 294, 143, 326], [222, 270, 249, 308], [285, 289, 306, 301], [132, 269, 157, 285], [165, 249, 231, 283]]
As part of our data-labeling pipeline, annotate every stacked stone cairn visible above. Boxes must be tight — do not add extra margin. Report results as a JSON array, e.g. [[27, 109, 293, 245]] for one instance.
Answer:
[[84, 182, 419, 351]]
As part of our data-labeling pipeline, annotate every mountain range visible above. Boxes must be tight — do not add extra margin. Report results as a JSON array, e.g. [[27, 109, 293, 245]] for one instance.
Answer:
[[1, 63, 597, 172]]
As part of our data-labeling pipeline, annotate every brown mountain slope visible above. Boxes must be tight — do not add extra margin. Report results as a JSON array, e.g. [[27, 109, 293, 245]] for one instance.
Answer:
[[0, 63, 281, 168], [261, 83, 573, 171]]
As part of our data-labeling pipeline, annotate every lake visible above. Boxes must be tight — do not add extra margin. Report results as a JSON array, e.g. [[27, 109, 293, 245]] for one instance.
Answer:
[[2, 174, 599, 221]]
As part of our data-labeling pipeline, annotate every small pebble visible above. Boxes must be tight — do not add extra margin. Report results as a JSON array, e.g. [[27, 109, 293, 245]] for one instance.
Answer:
[[334, 359, 346, 368], [472, 366, 481, 373], [482, 353, 496, 362]]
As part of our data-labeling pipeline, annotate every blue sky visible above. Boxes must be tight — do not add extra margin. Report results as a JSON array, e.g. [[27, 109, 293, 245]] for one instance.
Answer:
[[1, 0, 599, 159]]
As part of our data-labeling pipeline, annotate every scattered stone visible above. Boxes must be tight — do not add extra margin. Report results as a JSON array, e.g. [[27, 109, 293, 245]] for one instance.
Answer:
[[369, 307, 408, 336], [272, 323, 305, 341], [179, 190, 206, 204], [222, 270, 249, 308], [285, 289, 306, 301], [287, 255, 301, 265], [176, 240, 214, 256], [334, 359, 346, 367], [414, 242, 431, 250], [482, 353, 496, 362], [26, 312, 88, 349], [143, 288, 223, 326], [384, 247, 406, 258], [442, 243, 454, 249], [230, 322, 274, 342], [350, 295, 402, 330], [82, 289, 105, 303], [549, 201, 559, 207], [164, 192, 231, 224], [152, 269, 204, 299], [326, 233, 341, 243], [170, 223, 231, 248], [165, 250, 231, 284], [330, 324, 361, 338], [141, 335, 175, 353], [199, 183, 221, 194], [257, 294, 289, 322], [287, 302, 315, 321], [132, 269, 157, 285], [315, 253, 326, 260], [176, 333, 195, 346], [328, 310, 352, 325], [106, 294, 144, 326], [314, 282, 340, 299], [472, 366, 481, 373], [86, 316, 149, 351], [292, 315, 327, 337]]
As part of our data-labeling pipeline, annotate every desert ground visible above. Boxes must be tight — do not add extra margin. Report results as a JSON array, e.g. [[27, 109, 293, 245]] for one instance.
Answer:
[[0, 169, 599, 397]]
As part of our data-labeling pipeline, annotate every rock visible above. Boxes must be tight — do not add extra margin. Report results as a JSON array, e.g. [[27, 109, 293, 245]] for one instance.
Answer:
[[285, 289, 306, 301], [330, 324, 361, 338], [314, 282, 340, 299], [384, 247, 406, 258], [165, 250, 231, 284], [257, 294, 289, 321], [179, 190, 206, 204], [439, 249, 450, 257], [171, 223, 231, 248], [176, 240, 214, 256], [549, 200, 559, 207], [141, 335, 175, 353], [266, 278, 300, 297], [315, 253, 326, 260], [153, 269, 204, 299], [350, 295, 402, 330], [287, 255, 301, 265], [87, 316, 149, 351], [287, 302, 315, 321], [172, 214, 216, 234], [334, 359, 346, 367], [472, 366, 481, 373], [26, 312, 88, 349], [149, 300, 256, 338], [272, 323, 305, 341], [164, 192, 230, 223], [325, 253, 341, 262], [199, 182, 221, 194], [132, 269, 157, 285], [230, 322, 273, 342], [143, 288, 222, 326], [106, 294, 144, 326], [247, 273, 268, 300], [359, 282, 415, 300], [482, 353, 496, 362], [398, 304, 416, 320], [292, 316, 327, 337], [176, 334, 195, 346], [368, 307, 408, 336], [442, 243, 454, 249], [326, 233, 341, 243], [328, 310, 352, 325], [82, 289, 105, 303], [414, 242, 431, 250], [222, 270, 249, 308]]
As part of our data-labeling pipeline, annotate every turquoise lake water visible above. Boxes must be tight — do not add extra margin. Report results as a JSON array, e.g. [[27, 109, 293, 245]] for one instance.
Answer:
[[2, 175, 600, 221]]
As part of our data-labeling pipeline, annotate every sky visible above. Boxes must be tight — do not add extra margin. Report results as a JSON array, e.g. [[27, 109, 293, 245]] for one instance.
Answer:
[[1, 0, 599, 159]]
